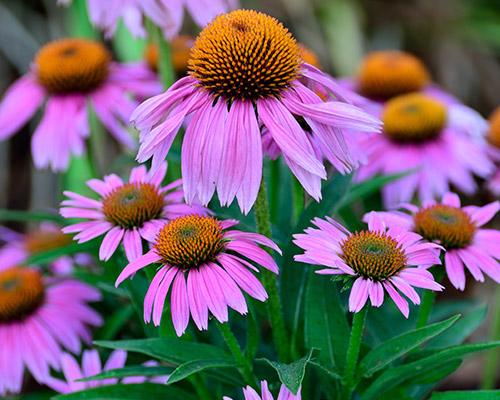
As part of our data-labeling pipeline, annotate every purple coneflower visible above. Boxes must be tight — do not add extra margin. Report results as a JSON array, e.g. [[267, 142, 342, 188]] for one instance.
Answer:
[[0, 265, 102, 396], [224, 381, 300, 400], [355, 92, 494, 207], [115, 214, 280, 336], [370, 192, 500, 290], [131, 9, 382, 214], [58, 0, 237, 39], [0, 38, 161, 172], [61, 163, 205, 262], [46, 349, 167, 393], [294, 212, 443, 317]]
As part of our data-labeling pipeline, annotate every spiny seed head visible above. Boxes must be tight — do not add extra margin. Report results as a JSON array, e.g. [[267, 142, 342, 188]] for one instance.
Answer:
[[102, 183, 165, 229], [0, 267, 44, 323], [340, 231, 408, 281], [358, 50, 430, 99], [154, 215, 226, 269], [189, 9, 302, 102], [382, 93, 446, 143], [414, 204, 476, 249], [25, 229, 71, 254], [487, 106, 500, 149], [33, 38, 111, 94]]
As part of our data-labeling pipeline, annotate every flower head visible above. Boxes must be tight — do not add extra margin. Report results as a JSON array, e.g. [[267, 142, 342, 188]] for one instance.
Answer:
[[371, 192, 500, 290], [294, 212, 443, 317], [0, 265, 102, 396], [224, 381, 300, 400], [132, 9, 381, 214], [354, 92, 494, 207], [486, 106, 500, 195], [0, 38, 161, 172], [115, 215, 281, 336], [58, 0, 237, 39], [61, 163, 206, 262], [46, 349, 167, 393]]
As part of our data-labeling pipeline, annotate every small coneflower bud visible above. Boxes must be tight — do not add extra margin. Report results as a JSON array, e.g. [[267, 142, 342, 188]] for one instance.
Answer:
[[0, 268, 44, 322], [382, 93, 446, 143], [33, 38, 112, 94], [358, 50, 430, 99], [414, 204, 476, 249]]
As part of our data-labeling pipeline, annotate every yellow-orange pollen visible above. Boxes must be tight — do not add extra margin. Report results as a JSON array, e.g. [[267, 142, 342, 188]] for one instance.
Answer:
[[414, 204, 476, 249], [154, 215, 226, 269], [358, 50, 430, 99], [487, 106, 500, 149], [188, 9, 302, 102], [382, 93, 447, 143], [102, 183, 164, 229], [340, 231, 408, 281], [34, 38, 111, 94], [25, 230, 71, 254], [0, 267, 44, 322]]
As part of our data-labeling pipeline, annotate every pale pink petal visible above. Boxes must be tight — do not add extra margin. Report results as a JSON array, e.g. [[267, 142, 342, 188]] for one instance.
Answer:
[[348, 277, 370, 313], [99, 227, 125, 261], [171, 271, 190, 336]]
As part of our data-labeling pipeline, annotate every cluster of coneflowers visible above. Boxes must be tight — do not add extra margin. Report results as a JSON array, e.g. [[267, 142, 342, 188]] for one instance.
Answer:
[[1, 2, 500, 399]]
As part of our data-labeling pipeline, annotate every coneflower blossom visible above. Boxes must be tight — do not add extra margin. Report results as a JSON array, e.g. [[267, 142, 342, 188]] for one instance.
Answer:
[[370, 192, 500, 290], [223, 381, 300, 400], [340, 50, 489, 139], [131, 10, 382, 214], [115, 215, 280, 336], [294, 212, 443, 317], [46, 349, 167, 393], [58, 0, 237, 39], [0, 38, 161, 172], [61, 163, 206, 262], [485, 105, 500, 195], [355, 92, 494, 207], [0, 265, 102, 396]]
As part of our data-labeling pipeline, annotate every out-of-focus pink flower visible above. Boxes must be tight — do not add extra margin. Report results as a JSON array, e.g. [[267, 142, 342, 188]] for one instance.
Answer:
[[294, 212, 443, 317], [0, 38, 161, 172], [371, 192, 500, 290], [131, 10, 382, 214], [46, 349, 167, 393], [115, 215, 281, 336], [61, 162, 207, 262], [0, 265, 102, 396], [223, 380, 301, 400]]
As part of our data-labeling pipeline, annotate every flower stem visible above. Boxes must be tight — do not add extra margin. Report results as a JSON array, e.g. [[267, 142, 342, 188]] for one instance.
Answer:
[[217, 321, 256, 387], [340, 306, 367, 400], [254, 177, 289, 363], [189, 374, 212, 400], [292, 177, 304, 223], [152, 25, 175, 89], [481, 285, 500, 389], [416, 267, 444, 329]]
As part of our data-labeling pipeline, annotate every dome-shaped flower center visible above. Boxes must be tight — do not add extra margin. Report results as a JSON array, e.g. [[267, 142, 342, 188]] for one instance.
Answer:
[[414, 204, 476, 249], [189, 9, 302, 102], [34, 38, 111, 94], [487, 106, 500, 149], [358, 50, 430, 99], [340, 231, 408, 281], [382, 93, 446, 143], [0, 267, 44, 322], [25, 230, 71, 254], [154, 215, 226, 269], [102, 183, 164, 229]]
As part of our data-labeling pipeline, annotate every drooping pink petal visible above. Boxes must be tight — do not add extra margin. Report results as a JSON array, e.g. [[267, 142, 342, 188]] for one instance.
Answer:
[[115, 250, 161, 286], [348, 277, 370, 313], [170, 271, 190, 336]]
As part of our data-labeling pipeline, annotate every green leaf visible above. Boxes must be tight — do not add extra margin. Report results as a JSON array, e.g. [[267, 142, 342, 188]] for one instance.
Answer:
[[427, 306, 487, 349], [77, 366, 173, 382], [26, 241, 99, 265], [309, 360, 342, 381], [52, 383, 194, 400], [430, 390, 500, 400], [0, 209, 63, 223], [167, 358, 238, 384], [358, 315, 460, 377], [409, 359, 462, 386], [256, 349, 315, 395], [360, 342, 500, 400], [305, 273, 350, 370], [94, 338, 231, 364]]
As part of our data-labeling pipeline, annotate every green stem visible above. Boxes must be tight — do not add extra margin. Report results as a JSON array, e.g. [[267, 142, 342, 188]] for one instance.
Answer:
[[189, 374, 212, 400], [152, 25, 175, 89], [254, 177, 289, 363], [340, 306, 367, 400], [481, 286, 500, 389], [217, 321, 256, 387], [415, 267, 444, 329], [292, 177, 304, 223]]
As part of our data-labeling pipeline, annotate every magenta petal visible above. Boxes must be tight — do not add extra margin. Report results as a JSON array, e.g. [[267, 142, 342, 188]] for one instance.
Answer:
[[115, 250, 161, 286], [368, 280, 384, 307], [383, 281, 410, 318], [144, 266, 168, 324], [123, 228, 143, 261], [152, 267, 179, 326], [99, 227, 124, 261], [198, 263, 228, 323], [187, 268, 209, 330], [171, 271, 190, 336], [348, 277, 369, 313], [445, 250, 466, 290]]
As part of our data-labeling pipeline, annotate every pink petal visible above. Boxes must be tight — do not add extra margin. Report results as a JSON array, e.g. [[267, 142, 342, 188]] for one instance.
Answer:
[[348, 277, 370, 313], [115, 250, 161, 286], [171, 271, 190, 336]]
